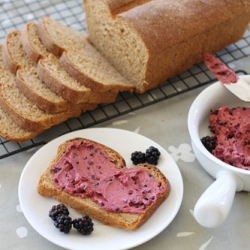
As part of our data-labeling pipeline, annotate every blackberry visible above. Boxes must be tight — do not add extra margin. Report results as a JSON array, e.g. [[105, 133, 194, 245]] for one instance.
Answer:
[[72, 215, 94, 235], [201, 136, 217, 153], [49, 204, 69, 221], [145, 146, 161, 165], [131, 151, 146, 165], [54, 214, 72, 234]]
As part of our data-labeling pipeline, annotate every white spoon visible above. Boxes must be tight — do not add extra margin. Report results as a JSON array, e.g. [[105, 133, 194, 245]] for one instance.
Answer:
[[203, 53, 250, 102]]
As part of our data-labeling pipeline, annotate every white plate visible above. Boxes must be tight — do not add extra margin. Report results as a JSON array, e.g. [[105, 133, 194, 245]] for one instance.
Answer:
[[19, 128, 183, 250]]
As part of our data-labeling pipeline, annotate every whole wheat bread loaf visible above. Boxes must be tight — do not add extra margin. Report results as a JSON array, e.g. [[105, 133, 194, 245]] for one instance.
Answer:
[[37, 16, 135, 92], [21, 21, 118, 104], [2, 30, 86, 113], [38, 137, 170, 230], [84, 0, 250, 93], [0, 44, 83, 132]]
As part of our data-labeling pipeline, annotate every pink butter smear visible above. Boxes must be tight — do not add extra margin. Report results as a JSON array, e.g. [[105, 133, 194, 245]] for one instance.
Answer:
[[203, 53, 238, 84], [209, 106, 250, 170], [51, 140, 166, 214]]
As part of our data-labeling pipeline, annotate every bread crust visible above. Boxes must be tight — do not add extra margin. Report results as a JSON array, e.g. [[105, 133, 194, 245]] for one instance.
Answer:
[[116, 0, 250, 54], [38, 137, 171, 230]]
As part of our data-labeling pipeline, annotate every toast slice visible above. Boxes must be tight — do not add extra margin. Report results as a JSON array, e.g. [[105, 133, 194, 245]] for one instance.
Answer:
[[38, 138, 171, 230], [37, 16, 135, 92], [21, 21, 118, 104]]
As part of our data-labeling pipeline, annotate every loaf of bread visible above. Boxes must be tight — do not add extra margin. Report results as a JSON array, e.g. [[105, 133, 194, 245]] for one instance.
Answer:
[[84, 0, 250, 93], [38, 16, 135, 92], [21, 21, 118, 104], [38, 137, 170, 230]]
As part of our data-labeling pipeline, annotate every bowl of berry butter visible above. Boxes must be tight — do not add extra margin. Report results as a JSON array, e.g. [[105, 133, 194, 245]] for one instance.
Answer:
[[188, 74, 250, 228]]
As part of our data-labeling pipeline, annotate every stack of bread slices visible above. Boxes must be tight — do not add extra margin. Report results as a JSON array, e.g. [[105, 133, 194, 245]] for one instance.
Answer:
[[0, 17, 135, 141]]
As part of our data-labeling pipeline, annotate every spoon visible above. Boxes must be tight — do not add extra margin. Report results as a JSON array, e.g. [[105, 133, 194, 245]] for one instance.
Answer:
[[203, 53, 250, 102]]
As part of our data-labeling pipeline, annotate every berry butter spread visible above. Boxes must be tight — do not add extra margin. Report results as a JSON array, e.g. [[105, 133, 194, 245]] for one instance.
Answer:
[[209, 106, 250, 170], [203, 53, 238, 84], [51, 140, 166, 214]]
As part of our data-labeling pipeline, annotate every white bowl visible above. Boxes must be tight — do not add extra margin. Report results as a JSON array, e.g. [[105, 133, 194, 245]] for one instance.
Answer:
[[188, 75, 250, 228]]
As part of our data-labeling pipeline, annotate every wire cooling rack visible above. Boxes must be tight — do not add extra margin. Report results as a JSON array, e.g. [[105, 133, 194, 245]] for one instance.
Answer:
[[0, 0, 250, 159]]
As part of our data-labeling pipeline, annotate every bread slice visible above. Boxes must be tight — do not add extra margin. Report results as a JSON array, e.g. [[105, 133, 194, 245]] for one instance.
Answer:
[[84, 0, 250, 93], [21, 21, 118, 104], [21, 21, 50, 64], [38, 137, 170, 230], [0, 107, 39, 141], [2, 31, 34, 75], [0, 44, 82, 132], [37, 16, 135, 92], [38, 55, 118, 103], [2, 30, 86, 113]]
